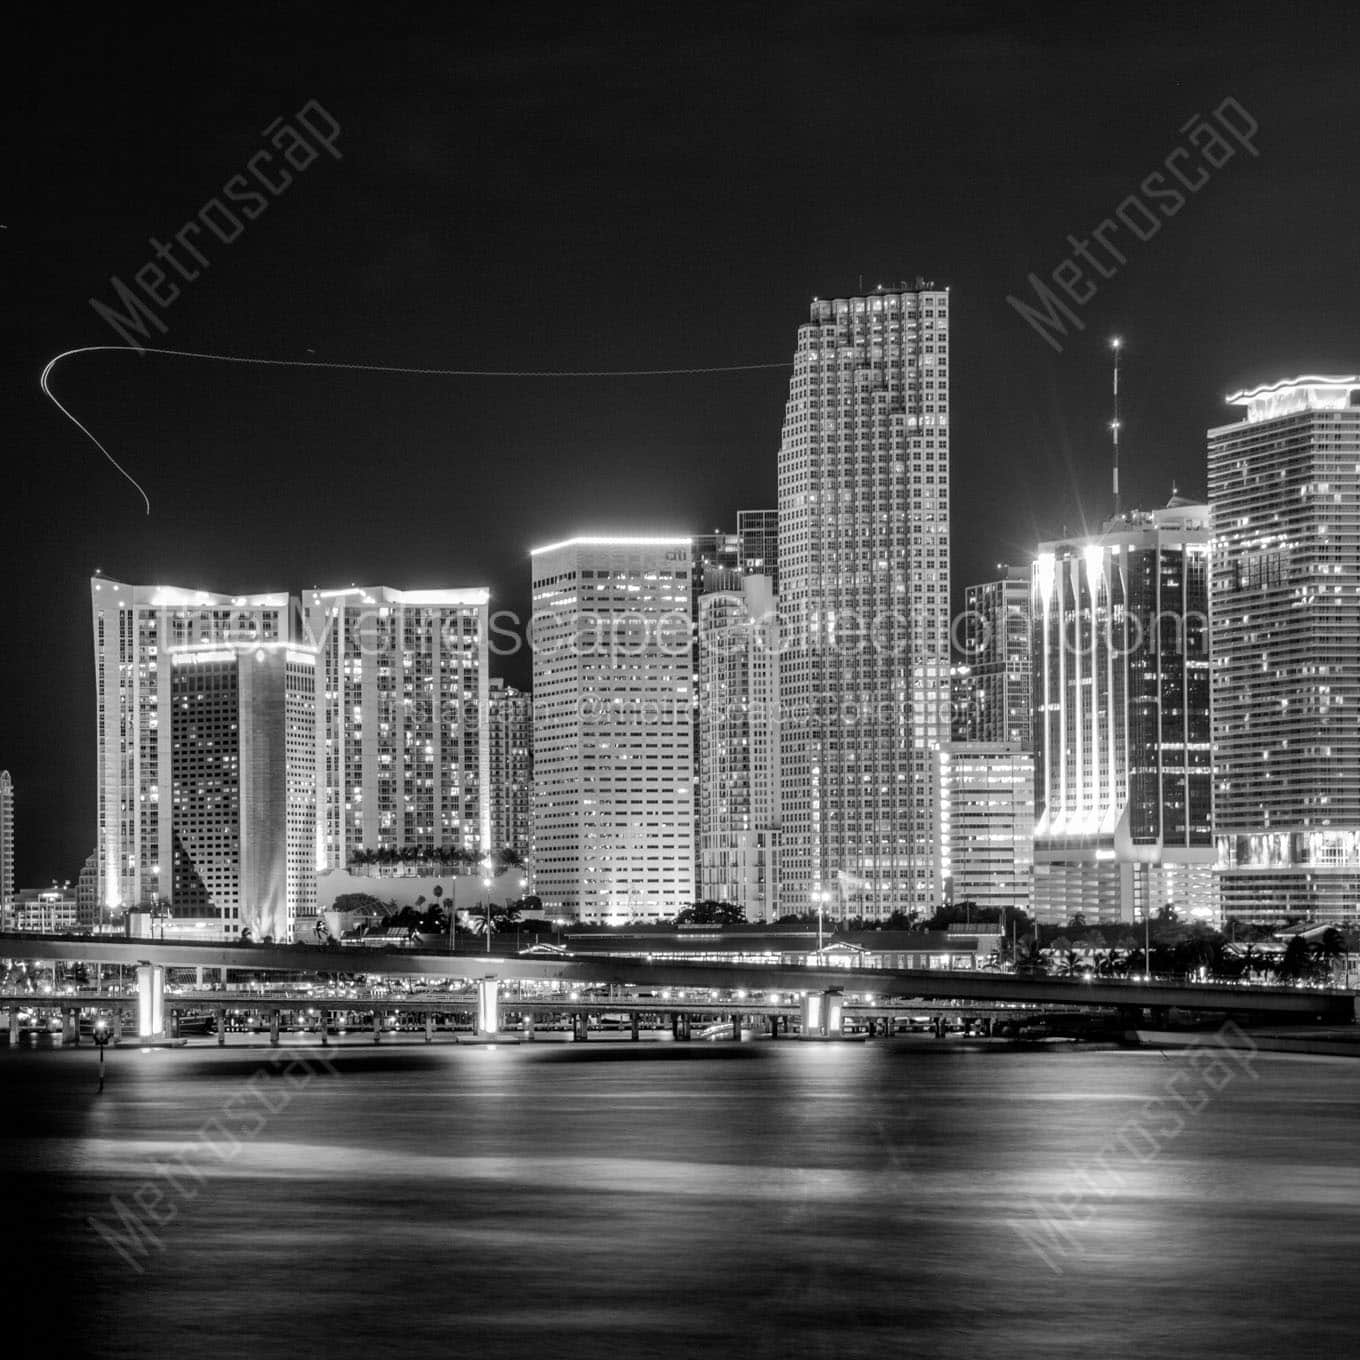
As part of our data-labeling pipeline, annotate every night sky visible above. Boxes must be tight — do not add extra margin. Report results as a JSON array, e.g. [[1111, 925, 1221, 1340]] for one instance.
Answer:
[[5, 1, 1357, 885]]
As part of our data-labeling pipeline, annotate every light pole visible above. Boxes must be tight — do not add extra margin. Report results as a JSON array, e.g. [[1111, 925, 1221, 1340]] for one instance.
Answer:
[[813, 888, 825, 956]]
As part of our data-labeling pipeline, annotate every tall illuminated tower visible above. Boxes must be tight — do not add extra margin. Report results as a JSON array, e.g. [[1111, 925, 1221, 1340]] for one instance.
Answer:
[[965, 566, 1032, 748], [530, 537, 693, 922], [777, 282, 951, 919], [1210, 375, 1360, 921], [1031, 500, 1214, 923], [169, 643, 318, 940], [301, 587, 491, 870], [90, 578, 291, 915], [488, 677, 533, 861]]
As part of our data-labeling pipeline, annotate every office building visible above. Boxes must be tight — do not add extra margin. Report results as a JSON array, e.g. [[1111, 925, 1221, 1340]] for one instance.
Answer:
[[530, 537, 693, 922], [1031, 499, 1214, 924], [301, 587, 491, 870], [778, 282, 952, 919], [965, 565, 1032, 748], [169, 642, 318, 940], [1209, 375, 1360, 921], [90, 579, 291, 914], [737, 509, 779, 587], [938, 743, 1034, 916], [488, 677, 533, 860], [697, 574, 780, 920]]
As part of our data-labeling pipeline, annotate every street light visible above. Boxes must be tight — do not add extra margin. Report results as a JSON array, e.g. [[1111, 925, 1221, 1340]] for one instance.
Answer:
[[480, 856, 495, 954], [813, 888, 826, 955], [93, 1017, 111, 1093]]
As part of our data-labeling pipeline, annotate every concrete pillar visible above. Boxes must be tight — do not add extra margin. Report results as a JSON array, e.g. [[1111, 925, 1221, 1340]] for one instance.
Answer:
[[269, 1011, 280, 1047], [424, 1012, 434, 1044], [522, 1011, 535, 1040], [112, 1008, 123, 1043], [373, 1010, 383, 1043], [476, 978, 500, 1036], [934, 1016, 946, 1039], [10, 1005, 20, 1046], [630, 1012, 639, 1042], [320, 1010, 329, 1046], [62, 1009, 77, 1045], [572, 1011, 589, 1042], [675, 1012, 690, 1042], [135, 963, 166, 1040], [730, 1013, 741, 1041], [215, 1008, 226, 1046]]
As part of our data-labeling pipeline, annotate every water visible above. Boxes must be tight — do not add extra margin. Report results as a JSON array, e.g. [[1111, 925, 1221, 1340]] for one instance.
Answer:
[[4, 1038, 1360, 1359]]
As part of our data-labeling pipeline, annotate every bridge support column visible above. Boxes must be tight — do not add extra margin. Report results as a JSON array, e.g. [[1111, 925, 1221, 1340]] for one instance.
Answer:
[[730, 1013, 741, 1041], [373, 1011, 383, 1043], [213, 1007, 225, 1045], [62, 1008, 76, 1045], [572, 1011, 589, 1042], [424, 1012, 434, 1044], [112, 1008, 122, 1043], [476, 978, 500, 1037], [522, 1011, 535, 1040], [135, 963, 166, 1041], [669, 1012, 690, 1042], [934, 1016, 946, 1039], [630, 1012, 639, 1041], [269, 1011, 280, 1047], [320, 1010, 329, 1046], [800, 990, 844, 1037], [10, 1005, 20, 1046]]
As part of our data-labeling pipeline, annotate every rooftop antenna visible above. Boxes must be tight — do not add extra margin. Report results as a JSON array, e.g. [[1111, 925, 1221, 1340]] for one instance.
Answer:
[[1110, 337, 1122, 519]]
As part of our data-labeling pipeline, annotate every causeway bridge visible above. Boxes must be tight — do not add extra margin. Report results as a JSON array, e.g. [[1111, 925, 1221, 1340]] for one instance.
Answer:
[[1, 932, 1352, 1044]]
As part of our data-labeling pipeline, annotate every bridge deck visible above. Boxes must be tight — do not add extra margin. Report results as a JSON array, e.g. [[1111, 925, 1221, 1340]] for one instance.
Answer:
[[0, 933, 1351, 1020]]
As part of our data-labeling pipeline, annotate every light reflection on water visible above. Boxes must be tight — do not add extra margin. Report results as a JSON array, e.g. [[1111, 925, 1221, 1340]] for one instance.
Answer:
[[4, 1042, 1360, 1359]]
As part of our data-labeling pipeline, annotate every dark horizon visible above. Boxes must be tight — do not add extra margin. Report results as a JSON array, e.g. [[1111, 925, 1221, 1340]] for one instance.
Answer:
[[6, 1, 1358, 885]]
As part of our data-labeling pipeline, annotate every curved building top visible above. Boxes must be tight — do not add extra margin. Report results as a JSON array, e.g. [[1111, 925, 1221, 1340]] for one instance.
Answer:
[[1226, 375, 1360, 423]]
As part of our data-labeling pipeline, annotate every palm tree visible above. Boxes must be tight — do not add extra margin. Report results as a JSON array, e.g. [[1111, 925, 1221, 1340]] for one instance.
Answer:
[[1016, 938, 1047, 977], [1313, 928, 1345, 983], [1059, 949, 1084, 978]]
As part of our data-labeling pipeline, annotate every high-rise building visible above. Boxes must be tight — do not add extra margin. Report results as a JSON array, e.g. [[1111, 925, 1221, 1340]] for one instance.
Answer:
[[949, 663, 982, 742], [76, 849, 99, 930], [169, 643, 318, 940], [530, 537, 693, 922], [965, 565, 1032, 748], [1209, 375, 1360, 922], [488, 677, 533, 860], [0, 771, 12, 912], [737, 509, 779, 587], [777, 283, 952, 919], [938, 743, 1034, 917], [90, 579, 292, 914], [697, 574, 780, 920], [301, 587, 491, 870], [1031, 500, 1214, 924]]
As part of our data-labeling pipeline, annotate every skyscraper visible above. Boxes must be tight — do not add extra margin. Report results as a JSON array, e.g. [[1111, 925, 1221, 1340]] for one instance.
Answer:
[[169, 642, 318, 940], [697, 574, 780, 920], [1209, 375, 1360, 922], [965, 565, 1032, 748], [0, 771, 12, 912], [90, 579, 291, 914], [301, 587, 491, 870], [777, 283, 951, 919], [488, 677, 533, 861], [737, 509, 779, 587], [938, 743, 1034, 916], [1031, 500, 1214, 924], [530, 537, 693, 922]]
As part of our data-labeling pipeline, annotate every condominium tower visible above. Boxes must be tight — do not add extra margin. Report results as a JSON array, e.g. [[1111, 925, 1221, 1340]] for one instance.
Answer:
[[90, 578, 291, 912], [1209, 375, 1360, 921], [965, 565, 1032, 748], [169, 643, 318, 939], [301, 587, 491, 870], [777, 283, 952, 919], [530, 537, 693, 921]]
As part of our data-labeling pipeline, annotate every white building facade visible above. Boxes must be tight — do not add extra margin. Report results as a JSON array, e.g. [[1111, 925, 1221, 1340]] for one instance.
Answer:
[[1210, 376, 1360, 922], [301, 587, 491, 871], [90, 579, 291, 914], [777, 283, 952, 920], [938, 743, 1034, 916], [530, 538, 694, 922]]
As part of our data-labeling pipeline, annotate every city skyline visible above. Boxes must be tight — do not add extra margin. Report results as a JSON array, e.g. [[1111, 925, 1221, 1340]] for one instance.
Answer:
[[7, 5, 1358, 885]]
